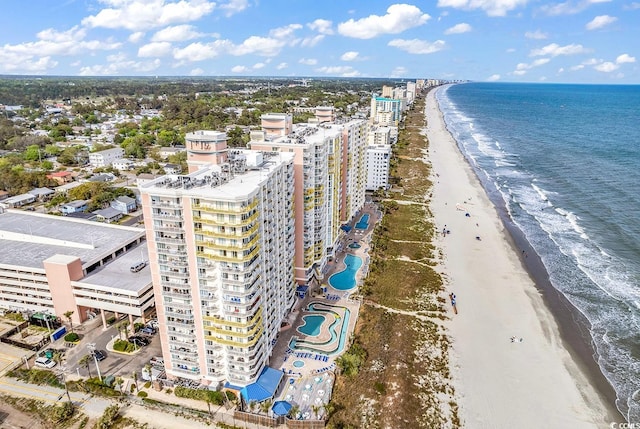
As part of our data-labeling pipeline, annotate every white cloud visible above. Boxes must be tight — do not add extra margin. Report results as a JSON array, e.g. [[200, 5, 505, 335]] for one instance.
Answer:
[[594, 61, 618, 72], [276, 62, 288, 70], [388, 38, 446, 54], [152, 24, 204, 42], [0, 26, 121, 73], [624, 2, 640, 9], [299, 58, 318, 65], [315, 66, 361, 77], [540, 0, 612, 16], [82, 0, 216, 31], [438, 0, 528, 17], [79, 57, 161, 75], [190, 67, 204, 75], [513, 70, 527, 76], [444, 23, 472, 34], [253, 62, 265, 69], [338, 4, 430, 39], [585, 15, 617, 30], [529, 43, 588, 57], [616, 54, 636, 64], [390, 66, 408, 77], [232, 36, 286, 56], [270, 24, 303, 40], [570, 64, 584, 71], [340, 51, 360, 61], [300, 35, 325, 47], [138, 41, 173, 57], [525, 30, 547, 39], [231, 65, 250, 73], [0, 53, 58, 73], [515, 58, 550, 71], [219, 0, 249, 17], [173, 40, 232, 61], [486, 74, 501, 81], [307, 19, 334, 35], [128, 32, 145, 43]]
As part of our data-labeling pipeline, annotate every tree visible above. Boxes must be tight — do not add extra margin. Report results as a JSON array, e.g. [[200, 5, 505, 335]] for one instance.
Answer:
[[79, 354, 92, 378], [288, 405, 300, 420], [115, 377, 124, 393], [131, 371, 139, 393], [311, 404, 321, 420], [24, 145, 42, 162], [248, 400, 257, 414], [144, 363, 153, 382], [259, 399, 272, 416], [64, 310, 74, 333]]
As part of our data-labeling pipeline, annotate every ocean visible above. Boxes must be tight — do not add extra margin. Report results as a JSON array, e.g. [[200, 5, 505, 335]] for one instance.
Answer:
[[436, 82, 640, 422]]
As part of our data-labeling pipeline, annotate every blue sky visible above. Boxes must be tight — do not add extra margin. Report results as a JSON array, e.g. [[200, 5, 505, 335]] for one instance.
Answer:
[[0, 0, 638, 83]]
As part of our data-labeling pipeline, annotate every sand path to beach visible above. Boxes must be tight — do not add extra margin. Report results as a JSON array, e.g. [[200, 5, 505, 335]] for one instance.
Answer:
[[425, 86, 613, 429]]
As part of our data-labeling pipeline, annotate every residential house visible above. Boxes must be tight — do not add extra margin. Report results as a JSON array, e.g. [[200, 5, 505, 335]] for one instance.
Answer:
[[162, 163, 181, 174], [110, 196, 137, 214], [47, 171, 74, 185], [1, 193, 36, 208], [61, 200, 88, 215], [29, 187, 55, 201], [93, 207, 123, 223]]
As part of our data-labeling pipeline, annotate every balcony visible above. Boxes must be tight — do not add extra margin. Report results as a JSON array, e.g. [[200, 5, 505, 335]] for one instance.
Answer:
[[193, 199, 258, 214], [151, 200, 181, 208], [193, 211, 259, 227], [155, 236, 185, 245]]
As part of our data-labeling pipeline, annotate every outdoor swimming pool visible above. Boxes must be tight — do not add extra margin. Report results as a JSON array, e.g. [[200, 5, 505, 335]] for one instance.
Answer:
[[293, 360, 305, 368], [298, 315, 326, 336], [348, 242, 361, 249], [329, 254, 362, 291], [355, 213, 370, 230], [289, 303, 351, 356]]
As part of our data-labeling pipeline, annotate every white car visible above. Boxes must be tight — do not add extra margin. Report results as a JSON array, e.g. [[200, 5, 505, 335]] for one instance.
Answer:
[[34, 356, 56, 369]]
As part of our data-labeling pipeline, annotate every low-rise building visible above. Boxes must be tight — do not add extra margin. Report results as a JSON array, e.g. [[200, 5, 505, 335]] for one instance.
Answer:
[[0, 210, 153, 328], [111, 196, 137, 214], [89, 148, 125, 168], [61, 200, 88, 215]]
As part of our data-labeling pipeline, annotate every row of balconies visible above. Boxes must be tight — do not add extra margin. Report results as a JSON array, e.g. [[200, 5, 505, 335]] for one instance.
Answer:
[[192, 198, 258, 214]]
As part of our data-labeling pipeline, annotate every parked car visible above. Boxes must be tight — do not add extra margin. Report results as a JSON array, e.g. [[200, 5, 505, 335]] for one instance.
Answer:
[[149, 356, 164, 367], [93, 350, 107, 361], [140, 326, 155, 335], [128, 336, 149, 346], [34, 357, 56, 369]]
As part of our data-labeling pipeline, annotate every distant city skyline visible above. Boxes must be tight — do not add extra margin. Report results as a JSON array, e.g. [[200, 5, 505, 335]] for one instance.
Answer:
[[0, 0, 638, 83]]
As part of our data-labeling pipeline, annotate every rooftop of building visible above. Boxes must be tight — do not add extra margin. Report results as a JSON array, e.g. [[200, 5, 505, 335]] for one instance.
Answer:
[[78, 242, 150, 293], [139, 149, 294, 198], [0, 210, 145, 270]]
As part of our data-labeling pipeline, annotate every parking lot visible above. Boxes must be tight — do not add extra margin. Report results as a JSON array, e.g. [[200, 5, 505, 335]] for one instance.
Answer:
[[56, 316, 163, 381]]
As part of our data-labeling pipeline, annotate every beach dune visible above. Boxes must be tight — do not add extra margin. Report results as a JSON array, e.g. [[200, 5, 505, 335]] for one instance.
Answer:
[[425, 86, 613, 428]]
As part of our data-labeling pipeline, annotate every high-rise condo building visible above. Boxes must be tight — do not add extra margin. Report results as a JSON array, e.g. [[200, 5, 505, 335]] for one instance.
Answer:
[[251, 117, 368, 285], [139, 136, 296, 387]]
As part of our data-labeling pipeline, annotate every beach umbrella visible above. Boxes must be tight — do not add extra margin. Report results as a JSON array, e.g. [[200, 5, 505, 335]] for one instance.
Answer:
[[272, 400, 293, 416]]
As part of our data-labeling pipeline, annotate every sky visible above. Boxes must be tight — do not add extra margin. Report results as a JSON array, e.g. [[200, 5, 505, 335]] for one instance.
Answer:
[[0, 0, 638, 83]]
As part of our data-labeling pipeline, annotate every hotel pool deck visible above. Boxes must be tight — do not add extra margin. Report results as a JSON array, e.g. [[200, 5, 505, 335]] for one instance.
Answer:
[[270, 203, 381, 420]]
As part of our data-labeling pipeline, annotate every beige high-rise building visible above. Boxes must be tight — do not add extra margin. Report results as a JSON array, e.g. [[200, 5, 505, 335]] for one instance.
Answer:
[[251, 116, 368, 285], [139, 136, 296, 387]]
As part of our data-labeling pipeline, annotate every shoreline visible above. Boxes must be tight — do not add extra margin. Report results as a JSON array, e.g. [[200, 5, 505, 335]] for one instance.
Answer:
[[424, 85, 620, 427]]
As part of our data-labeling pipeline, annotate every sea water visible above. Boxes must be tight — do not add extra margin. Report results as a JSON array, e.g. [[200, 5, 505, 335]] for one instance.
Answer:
[[437, 83, 640, 421]]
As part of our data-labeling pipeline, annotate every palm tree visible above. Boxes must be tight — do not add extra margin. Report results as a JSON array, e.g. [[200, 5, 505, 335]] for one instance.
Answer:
[[79, 354, 92, 378], [322, 403, 334, 419], [144, 363, 153, 382], [131, 371, 138, 393], [259, 399, 272, 416], [288, 405, 300, 420], [63, 311, 74, 333], [311, 404, 320, 420], [115, 377, 124, 393], [248, 400, 257, 414]]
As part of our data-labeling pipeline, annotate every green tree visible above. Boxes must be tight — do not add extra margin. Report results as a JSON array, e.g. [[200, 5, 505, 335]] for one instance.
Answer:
[[24, 145, 42, 162], [79, 354, 92, 378], [63, 310, 74, 333]]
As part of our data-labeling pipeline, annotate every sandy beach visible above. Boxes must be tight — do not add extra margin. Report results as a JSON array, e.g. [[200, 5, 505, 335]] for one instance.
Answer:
[[425, 86, 614, 428]]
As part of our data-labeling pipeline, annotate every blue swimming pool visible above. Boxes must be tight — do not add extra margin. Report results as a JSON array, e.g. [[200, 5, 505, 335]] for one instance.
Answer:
[[355, 213, 370, 230], [329, 254, 362, 291], [289, 303, 351, 356], [293, 360, 305, 368], [298, 315, 325, 336], [348, 242, 361, 249]]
